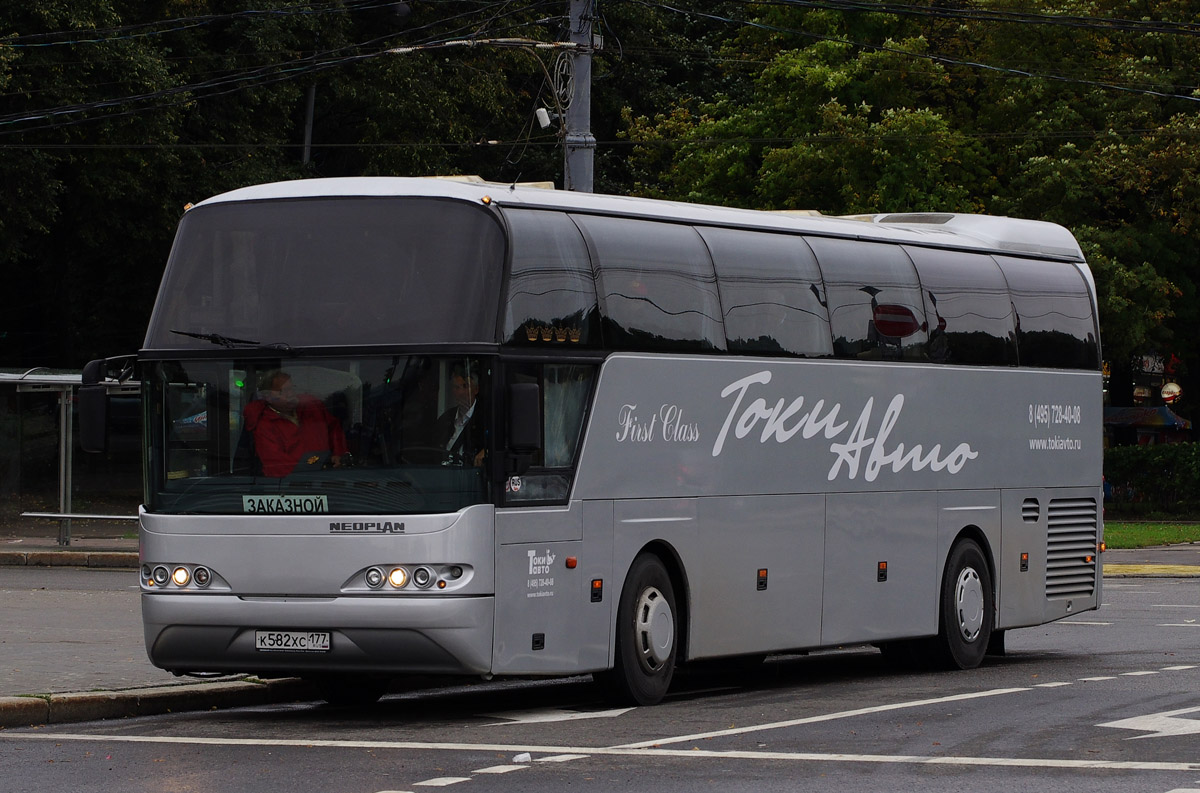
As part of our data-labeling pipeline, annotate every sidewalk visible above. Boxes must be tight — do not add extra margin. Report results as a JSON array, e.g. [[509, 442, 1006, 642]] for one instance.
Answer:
[[0, 517, 139, 568], [1, 525, 1197, 730], [1, 521, 313, 728]]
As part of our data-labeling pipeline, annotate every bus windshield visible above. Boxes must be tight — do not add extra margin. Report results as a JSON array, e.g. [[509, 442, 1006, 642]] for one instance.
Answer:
[[145, 356, 492, 515], [143, 197, 505, 349]]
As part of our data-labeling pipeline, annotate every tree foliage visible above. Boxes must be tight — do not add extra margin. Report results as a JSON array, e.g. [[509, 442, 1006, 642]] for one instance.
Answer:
[[622, 0, 1200, 408], [0, 0, 1197, 410]]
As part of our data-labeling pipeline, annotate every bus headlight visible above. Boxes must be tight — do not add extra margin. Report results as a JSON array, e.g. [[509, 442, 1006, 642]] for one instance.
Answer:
[[413, 566, 434, 588], [365, 567, 385, 589], [152, 566, 170, 586], [172, 567, 191, 586], [388, 567, 409, 588], [192, 566, 212, 588]]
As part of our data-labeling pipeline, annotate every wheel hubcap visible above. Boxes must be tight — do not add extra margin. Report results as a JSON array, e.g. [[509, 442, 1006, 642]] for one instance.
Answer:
[[955, 567, 985, 642], [635, 586, 674, 672]]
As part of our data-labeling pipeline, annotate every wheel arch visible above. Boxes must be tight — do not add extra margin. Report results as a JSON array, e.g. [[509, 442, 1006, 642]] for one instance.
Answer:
[[635, 539, 691, 663], [944, 524, 998, 606]]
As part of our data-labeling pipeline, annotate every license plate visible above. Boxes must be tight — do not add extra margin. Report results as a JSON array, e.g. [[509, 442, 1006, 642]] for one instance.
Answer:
[[254, 630, 331, 652]]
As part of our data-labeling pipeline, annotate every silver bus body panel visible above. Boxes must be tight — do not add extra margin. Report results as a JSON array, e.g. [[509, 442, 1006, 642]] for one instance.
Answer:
[[572, 354, 1102, 660], [140, 505, 497, 675], [143, 592, 494, 675], [492, 500, 613, 674], [574, 355, 1101, 499]]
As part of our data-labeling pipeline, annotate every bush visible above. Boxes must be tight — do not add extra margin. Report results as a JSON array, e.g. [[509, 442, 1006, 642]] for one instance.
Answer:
[[1104, 443, 1200, 519]]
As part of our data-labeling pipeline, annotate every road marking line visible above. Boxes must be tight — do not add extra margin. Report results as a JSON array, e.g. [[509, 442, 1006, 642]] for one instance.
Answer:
[[1034, 682, 1072, 688], [611, 689, 1029, 749], [7, 733, 1199, 773], [1099, 706, 1200, 739], [1121, 671, 1159, 676], [1059, 620, 1111, 625], [1157, 624, 1200, 627], [483, 707, 633, 725], [471, 765, 528, 774], [537, 755, 589, 763], [1079, 676, 1116, 681], [413, 778, 471, 787], [1163, 665, 1197, 671]]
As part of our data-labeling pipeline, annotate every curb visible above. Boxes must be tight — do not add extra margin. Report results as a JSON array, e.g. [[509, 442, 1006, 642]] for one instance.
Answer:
[[1102, 564, 1200, 577], [0, 678, 313, 729], [0, 551, 138, 569]]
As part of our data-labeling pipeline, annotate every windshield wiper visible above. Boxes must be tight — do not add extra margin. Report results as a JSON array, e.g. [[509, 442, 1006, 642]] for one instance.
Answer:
[[171, 329, 260, 348]]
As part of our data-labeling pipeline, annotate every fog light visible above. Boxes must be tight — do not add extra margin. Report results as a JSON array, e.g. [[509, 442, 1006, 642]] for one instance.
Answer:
[[193, 566, 211, 588], [388, 567, 409, 588], [448, 565, 463, 580], [413, 566, 433, 588], [172, 567, 191, 586], [365, 567, 385, 589], [141, 564, 152, 579], [152, 566, 169, 586]]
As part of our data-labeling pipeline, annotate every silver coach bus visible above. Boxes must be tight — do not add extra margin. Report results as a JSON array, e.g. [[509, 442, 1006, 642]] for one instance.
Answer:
[[82, 177, 1103, 706]]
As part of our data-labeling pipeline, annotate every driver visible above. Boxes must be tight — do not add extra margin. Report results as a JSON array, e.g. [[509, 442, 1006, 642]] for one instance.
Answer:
[[432, 366, 486, 466]]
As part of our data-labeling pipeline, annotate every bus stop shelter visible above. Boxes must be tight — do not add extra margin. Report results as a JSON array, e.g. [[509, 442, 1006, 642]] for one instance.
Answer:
[[0, 368, 140, 545]]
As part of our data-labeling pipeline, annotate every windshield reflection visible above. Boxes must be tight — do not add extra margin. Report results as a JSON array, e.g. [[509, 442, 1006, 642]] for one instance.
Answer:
[[148, 356, 491, 515]]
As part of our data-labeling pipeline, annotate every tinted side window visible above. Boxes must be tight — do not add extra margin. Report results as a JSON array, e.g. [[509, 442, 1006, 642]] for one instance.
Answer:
[[699, 227, 833, 357], [993, 256, 1099, 370], [502, 210, 601, 347], [807, 236, 929, 361], [571, 215, 725, 352], [905, 246, 1018, 366]]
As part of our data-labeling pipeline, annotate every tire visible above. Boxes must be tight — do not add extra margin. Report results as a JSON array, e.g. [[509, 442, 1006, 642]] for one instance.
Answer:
[[935, 539, 994, 670], [597, 553, 678, 706], [309, 674, 390, 708]]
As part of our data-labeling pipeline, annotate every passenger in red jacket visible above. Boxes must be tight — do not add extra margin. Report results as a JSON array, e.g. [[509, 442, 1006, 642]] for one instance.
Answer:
[[243, 370, 348, 477]]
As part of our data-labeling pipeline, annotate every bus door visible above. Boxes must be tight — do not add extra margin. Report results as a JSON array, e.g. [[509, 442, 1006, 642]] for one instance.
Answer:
[[492, 362, 610, 675]]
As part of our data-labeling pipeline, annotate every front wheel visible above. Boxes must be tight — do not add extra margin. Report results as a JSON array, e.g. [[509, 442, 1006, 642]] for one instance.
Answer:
[[935, 539, 994, 669], [597, 553, 678, 705]]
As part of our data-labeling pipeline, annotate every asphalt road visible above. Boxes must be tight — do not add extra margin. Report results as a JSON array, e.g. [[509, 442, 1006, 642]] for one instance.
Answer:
[[2, 575, 1198, 793]]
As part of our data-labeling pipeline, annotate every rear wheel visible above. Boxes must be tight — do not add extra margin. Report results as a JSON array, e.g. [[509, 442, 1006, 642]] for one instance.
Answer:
[[935, 539, 993, 669], [597, 553, 678, 705]]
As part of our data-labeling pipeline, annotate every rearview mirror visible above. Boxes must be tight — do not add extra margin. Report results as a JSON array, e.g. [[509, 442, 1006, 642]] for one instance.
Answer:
[[79, 358, 109, 453]]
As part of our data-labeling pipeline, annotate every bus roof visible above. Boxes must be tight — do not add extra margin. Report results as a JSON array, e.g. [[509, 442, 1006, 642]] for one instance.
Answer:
[[193, 176, 1085, 262]]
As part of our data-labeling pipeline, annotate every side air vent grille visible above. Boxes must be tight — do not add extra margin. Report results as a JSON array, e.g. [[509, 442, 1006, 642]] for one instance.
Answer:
[[1022, 498, 1040, 523], [1046, 497, 1098, 599]]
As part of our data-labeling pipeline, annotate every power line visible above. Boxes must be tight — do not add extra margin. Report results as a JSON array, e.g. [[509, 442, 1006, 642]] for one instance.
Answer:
[[734, 0, 1200, 37], [0, 3, 559, 136], [3, 1, 417, 47], [636, 1, 1200, 104], [3, 124, 1198, 151]]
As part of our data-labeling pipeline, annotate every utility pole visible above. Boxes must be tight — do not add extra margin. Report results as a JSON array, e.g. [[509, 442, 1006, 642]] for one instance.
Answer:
[[563, 0, 595, 192]]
